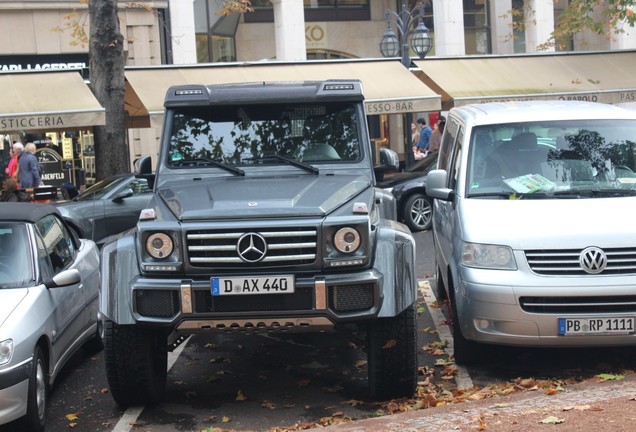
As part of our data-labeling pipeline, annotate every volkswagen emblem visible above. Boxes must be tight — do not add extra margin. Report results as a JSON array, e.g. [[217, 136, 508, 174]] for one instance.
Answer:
[[579, 246, 607, 274], [237, 233, 268, 263]]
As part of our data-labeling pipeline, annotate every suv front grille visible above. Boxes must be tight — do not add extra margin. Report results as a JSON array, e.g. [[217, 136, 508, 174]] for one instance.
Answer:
[[525, 248, 636, 276], [187, 228, 318, 269]]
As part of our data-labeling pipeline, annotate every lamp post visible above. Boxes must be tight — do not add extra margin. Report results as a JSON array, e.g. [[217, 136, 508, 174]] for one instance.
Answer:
[[379, 2, 433, 167]]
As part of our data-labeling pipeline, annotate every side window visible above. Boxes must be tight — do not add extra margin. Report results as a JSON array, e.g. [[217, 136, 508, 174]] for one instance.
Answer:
[[130, 178, 151, 195], [35, 233, 54, 281], [35, 215, 75, 274], [438, 117, 458, 171], [448, 129, 464, 190]]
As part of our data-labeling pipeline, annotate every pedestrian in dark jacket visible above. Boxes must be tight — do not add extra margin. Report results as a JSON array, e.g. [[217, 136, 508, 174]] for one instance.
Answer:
[[18, 142, 41, 188]]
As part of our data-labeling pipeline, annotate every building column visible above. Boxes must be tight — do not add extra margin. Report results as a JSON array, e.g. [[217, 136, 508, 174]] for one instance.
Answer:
[[271, 0, 306, 61], [490, 0, 514, 54], [432, 0, 465, 56], [168, 0, 197, 64], [525, 0, 555, 52]]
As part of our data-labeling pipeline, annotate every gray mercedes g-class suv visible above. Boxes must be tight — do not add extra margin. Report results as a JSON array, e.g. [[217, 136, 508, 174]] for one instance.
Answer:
[[99, 80, 418, 406]]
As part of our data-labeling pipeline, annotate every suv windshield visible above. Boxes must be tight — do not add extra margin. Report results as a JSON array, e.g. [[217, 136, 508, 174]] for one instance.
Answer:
[[166, 102, 361, 168], [467, 119, 636, 197]]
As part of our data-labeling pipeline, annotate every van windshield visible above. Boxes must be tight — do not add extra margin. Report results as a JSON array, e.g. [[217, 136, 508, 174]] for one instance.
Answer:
[[466, 119, 636, 198]]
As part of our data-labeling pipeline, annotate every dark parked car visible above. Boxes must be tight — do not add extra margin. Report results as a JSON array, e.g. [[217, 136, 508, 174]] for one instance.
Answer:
[[377, 151, 438, 232], [0, 203, 101, 432], [54, 174, 153, 247]]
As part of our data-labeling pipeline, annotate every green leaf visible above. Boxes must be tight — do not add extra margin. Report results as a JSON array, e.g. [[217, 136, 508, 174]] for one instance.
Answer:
[[596, 373, 625, 381]]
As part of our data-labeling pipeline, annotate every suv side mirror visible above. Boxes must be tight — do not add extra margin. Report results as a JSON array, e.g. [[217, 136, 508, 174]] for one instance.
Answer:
[[134, 156, 155, 190], [426, 169, 453, 201]]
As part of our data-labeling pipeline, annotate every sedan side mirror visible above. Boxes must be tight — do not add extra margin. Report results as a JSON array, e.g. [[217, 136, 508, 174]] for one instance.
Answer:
[[112, 188, 134, 202], [45, 268, 81, 289]]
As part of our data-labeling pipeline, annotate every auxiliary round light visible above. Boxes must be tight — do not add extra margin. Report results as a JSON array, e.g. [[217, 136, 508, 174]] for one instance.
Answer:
[[146, 233, 173, 259], [334, 227, 361, 254]]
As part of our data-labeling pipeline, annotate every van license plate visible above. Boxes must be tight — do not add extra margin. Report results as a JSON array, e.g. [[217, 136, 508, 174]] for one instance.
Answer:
[[211, 275, 294, 296], [558, 317, 635, 336]]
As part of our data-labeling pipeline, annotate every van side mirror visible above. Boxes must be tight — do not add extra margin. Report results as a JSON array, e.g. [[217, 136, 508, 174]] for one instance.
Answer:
[[426, 169, 453, 201]]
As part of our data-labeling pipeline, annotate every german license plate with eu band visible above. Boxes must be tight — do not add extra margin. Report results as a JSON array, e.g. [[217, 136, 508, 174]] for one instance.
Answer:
[[558, 317, 635, 336], [211, 275, 295, 296]]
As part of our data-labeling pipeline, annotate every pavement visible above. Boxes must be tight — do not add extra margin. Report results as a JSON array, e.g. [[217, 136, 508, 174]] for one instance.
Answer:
[[308, 371, 636, 432]]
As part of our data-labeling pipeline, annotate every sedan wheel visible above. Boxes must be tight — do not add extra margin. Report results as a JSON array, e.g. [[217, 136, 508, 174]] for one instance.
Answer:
[[404, 193, 433, 232]]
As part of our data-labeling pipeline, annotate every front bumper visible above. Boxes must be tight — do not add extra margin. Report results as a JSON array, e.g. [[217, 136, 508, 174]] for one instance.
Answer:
[[0, 358, 31, 425], [127, 269, 384, 333], [456, 266, 636, 347]]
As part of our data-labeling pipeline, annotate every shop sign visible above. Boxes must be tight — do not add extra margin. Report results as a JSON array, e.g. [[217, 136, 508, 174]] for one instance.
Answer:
[[305, 23, 327, 49], [37, 148, 70, 188], [365, 98, 440, 115], [0, 53, 88, 73]]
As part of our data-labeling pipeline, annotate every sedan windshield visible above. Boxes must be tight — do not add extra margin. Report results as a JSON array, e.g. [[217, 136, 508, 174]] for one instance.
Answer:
[[0, 223, 34, 287], [75, 176, 126, 201], [166, 102, 362, 169], [467, 120, 636, 198]]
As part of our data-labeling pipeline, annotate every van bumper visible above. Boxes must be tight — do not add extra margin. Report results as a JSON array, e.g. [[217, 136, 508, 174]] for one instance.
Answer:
[[455, 267, 636, 347]]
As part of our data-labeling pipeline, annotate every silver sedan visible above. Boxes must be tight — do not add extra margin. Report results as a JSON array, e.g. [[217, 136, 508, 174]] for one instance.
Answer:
[[0, 203, 101, 432]]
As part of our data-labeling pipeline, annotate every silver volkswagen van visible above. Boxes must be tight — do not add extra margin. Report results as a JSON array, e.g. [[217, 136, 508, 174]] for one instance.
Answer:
[[426, 101, 636, 363]]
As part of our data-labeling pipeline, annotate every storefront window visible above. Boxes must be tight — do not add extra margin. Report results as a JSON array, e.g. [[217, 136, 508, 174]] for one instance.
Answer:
[[246, 0, 369, 23], [463, 0, 490, 54], [194, 0, 238, 63]]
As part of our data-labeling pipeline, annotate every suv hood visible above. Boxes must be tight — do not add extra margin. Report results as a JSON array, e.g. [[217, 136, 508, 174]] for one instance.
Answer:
[[158, 174, 372, 220]]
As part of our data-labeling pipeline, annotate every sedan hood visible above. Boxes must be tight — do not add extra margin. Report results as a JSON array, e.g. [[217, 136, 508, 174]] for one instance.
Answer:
[[0, 289, 28, 328], [158, 174, 371, 221]]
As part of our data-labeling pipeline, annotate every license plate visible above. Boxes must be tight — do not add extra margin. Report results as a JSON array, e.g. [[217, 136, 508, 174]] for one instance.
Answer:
[[211, 275, 294, 296], [558, 317, 636, 336]]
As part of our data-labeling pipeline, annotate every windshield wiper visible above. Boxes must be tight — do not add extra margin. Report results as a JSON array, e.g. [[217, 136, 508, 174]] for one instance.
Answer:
[[248, 156, 319, 175], [176, 158, 245, 176]]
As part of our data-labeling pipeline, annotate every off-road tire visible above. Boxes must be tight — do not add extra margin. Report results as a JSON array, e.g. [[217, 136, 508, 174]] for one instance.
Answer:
[[403, 193, 433, 232], [16, 344, 48, 432], [103, 320, 167, 408], [366, 304, 418, 399]]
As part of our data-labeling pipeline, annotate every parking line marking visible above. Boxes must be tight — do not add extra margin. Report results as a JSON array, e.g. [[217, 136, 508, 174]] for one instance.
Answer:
[[111, 337, 190, 432], [418, 279, 474, 390]]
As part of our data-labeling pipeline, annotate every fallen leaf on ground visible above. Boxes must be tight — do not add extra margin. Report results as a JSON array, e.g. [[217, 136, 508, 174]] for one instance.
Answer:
[[236, 389, 247, 401], [540, 416, 565, 424], [65, 413, 79, 421], [382, 339, 397, 349], [595, 373, 625, 382]]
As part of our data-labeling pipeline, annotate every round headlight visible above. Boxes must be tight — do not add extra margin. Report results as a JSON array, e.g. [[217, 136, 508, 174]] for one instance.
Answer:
[[334, 227, 361, 254], [146, 233, 173, 259]]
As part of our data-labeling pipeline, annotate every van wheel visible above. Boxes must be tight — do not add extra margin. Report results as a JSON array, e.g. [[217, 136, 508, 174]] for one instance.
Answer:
[[103, 320, 167, 408], [367, 305, 418, 399], [18, 345, 47, 432], [403, 194, 433, 232], [449, 293, 483, 365]]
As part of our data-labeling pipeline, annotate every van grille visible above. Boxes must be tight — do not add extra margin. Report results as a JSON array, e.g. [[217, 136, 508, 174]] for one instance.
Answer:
[[525, 248, 636, 276], [520, 296, 636, 314], [186, 227, 317, 269]]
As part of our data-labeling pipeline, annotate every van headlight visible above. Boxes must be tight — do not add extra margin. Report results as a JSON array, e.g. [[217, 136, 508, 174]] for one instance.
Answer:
[[461, 242, 517, 270], [0, 339, 13, 365]]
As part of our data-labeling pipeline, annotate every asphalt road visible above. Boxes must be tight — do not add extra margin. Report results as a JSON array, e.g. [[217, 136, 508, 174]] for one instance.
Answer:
[[6, 230, 635, 432]]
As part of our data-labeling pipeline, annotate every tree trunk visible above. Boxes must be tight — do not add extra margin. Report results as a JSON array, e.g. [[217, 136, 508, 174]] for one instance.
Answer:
[[89, 0, 127, 180]]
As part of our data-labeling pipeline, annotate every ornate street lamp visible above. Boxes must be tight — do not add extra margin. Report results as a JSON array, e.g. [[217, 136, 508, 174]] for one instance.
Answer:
[[380, 2, 433, 68], [379, 2, 433, 168]]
